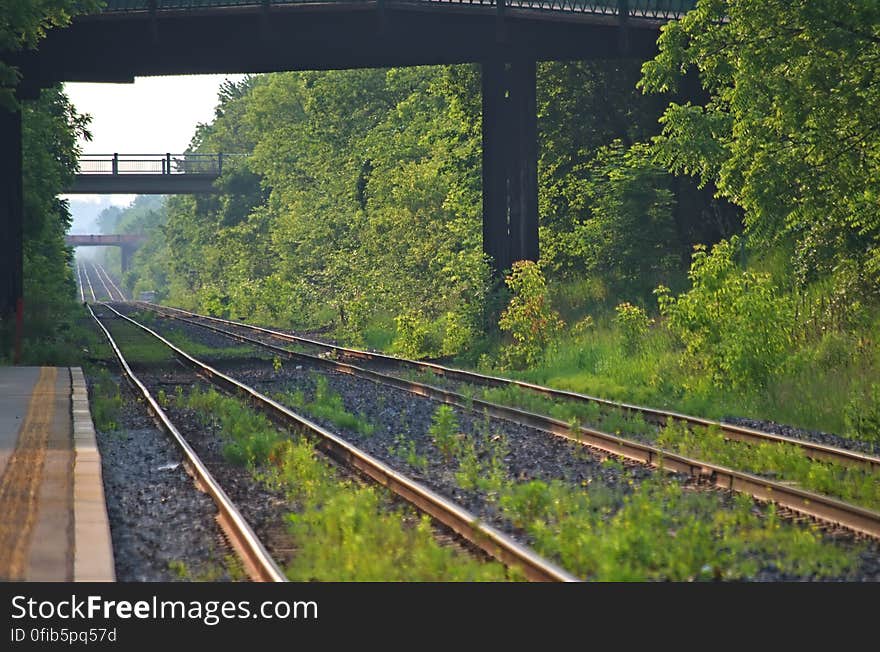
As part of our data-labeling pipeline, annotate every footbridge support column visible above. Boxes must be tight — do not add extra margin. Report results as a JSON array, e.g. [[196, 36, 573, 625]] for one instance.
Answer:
[[120, 245, 134, 275], [481, 55, 539, 279]]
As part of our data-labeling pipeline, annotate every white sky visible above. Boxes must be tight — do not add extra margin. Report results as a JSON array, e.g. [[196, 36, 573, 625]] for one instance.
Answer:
[[62, 74, 245, 206]]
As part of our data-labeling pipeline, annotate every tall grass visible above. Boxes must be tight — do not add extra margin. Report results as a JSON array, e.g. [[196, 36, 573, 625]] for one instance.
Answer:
[[493, 308, 880, 441], [179, 387, 512, 581]]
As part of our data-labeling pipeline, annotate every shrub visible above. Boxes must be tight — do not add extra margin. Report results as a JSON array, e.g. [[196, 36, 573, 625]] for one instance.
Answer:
[[844, 383, 880, 450], [428, 405, 461, 461], [614, 302, 651, 354], [655, 237, 794, 390], [393, 311, 443, 359], [498, 261, 564, 369]]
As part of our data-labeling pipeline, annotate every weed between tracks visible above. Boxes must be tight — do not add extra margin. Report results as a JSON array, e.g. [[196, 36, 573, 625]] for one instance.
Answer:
[[178, 387, 514, 581], [168, 555, 248, 582], [656, 422, 880, 512], [89, 368, 123, 432], [395, 406, 859, 580], [123, 311, 259, 361], [266, 375, 860, 580], [405, 373, 880, 514], [282, 376, 375, 436]]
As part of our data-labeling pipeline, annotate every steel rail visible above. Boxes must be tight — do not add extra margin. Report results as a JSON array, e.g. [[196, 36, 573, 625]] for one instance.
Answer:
[[99, 303, 578, 582], [89, 261, 118, 302], [91, 262, 112, 300], [82, 261, 98, 302], [87, 303, 287, 582], [136, 302, 880, 540], [142, 302, 880, 474], [95, 263, 127, 301], [75, 261, 86, 303]]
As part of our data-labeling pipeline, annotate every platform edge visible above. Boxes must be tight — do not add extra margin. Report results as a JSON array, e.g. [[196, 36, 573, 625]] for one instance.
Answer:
[[71, 367, 116, 582]]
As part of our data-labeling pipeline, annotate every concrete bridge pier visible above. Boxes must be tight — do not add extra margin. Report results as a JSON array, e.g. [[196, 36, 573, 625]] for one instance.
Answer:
[[481, 55, 539, 278], [0, 106, 24, 363]]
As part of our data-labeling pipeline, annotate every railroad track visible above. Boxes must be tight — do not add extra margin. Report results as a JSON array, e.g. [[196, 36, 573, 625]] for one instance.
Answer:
[[138, 303, 880, 472], [87, 302, 286, 582], [91, 302, 578, 582], [133, 301, 880, 539], [77, 260, 98, 302], [94, 262, 127, 301], [77, 260, 127, 302], [75, 260, 86, 303]]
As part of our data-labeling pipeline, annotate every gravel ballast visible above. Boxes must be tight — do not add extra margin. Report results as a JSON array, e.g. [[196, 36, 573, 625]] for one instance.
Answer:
[[107, 305, 880, 580], [89, 371, 233, 581]]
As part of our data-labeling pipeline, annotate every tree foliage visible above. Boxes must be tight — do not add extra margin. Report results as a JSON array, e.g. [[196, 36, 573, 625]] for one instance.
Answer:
[[656, 237, 794, 390], [15, 88, 89, 360], [121, 59, 730, 354], [146, 67, 493, 351], [640, 0, 880, 290], [1, 0, 100, 109]]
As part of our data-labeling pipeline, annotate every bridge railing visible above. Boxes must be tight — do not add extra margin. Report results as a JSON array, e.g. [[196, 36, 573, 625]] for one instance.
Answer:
[[98, 0, 697, 20], [77, 153, 247, 176]]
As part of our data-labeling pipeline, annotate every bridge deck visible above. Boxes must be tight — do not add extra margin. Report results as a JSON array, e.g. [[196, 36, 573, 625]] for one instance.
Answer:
[[93, 0, 696, 20], [68, 174, 219, 194], [14, 0, 694, 91]]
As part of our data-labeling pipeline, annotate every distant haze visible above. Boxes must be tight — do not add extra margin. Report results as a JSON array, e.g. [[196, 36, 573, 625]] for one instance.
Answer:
[[61, 74, 245, 233]]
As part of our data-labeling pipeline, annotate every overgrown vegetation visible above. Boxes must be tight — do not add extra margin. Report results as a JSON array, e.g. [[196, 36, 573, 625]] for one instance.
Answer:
[[282, 375, 375, 436], [501, 476, 854, 581], [89, 367, 122, 432], [167, 555, 247, 582], [498, 261, 565, 369], [101, 8, 880, 443], [655, 422, 880, 511], [419, 404, 857, 580], [179, 387, 512, 580], [443, 378, 880, 510]]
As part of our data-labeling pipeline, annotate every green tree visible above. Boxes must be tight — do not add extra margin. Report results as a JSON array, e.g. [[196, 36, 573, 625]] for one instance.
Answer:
[[17, 88, 91, 361], [1, 0, 100, 109], [640, 0, 880, 291], [656, 237, 794, 390], [571, 142, 680, 301]]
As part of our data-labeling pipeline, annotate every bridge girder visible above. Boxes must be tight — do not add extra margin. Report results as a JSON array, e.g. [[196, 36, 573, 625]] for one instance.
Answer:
[[67, 174, 219, 194], [12, 5, 659, 90]]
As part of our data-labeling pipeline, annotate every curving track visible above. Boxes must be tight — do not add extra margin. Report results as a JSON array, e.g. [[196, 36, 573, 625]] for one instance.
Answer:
[[131, 302, 880, 540], [87, 302, 285, 581], [89, 301, 578, 582]]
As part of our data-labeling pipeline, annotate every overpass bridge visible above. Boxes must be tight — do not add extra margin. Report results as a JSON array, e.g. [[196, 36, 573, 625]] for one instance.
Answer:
[[68, 153, 242, 194], [1, 0, 698, 358], [66, 234, 149, 273]]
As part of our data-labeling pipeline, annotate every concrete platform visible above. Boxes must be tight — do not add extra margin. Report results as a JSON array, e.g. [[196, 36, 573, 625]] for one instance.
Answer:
[[0, 366, 114, 581]]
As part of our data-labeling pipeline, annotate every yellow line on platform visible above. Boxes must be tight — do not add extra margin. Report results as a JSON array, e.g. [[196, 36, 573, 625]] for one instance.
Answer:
[[0, 367, 57, 580]]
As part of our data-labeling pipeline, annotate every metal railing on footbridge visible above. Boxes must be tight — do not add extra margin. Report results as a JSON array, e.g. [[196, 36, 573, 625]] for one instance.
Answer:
[[97, 0, 698, 21], [77, 153, 248, 176]]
